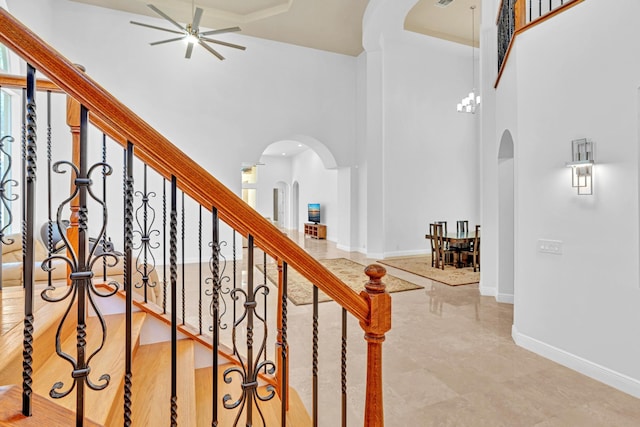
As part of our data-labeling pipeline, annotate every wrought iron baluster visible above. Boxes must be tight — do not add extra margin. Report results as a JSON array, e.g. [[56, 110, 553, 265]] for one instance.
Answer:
[[170, 175, 178, 426], [529, 0, 532, 23], [312, 285, 319, 427], [40, 99, 118, 427], [45, 91, 52, 287], [124, 142, 134, 426], [222, 234, 275, 426], [21, 63, 36, 417], [233, 229, 237, 323], [0, 133, 18, 290], [102, 134, 107, 281], [20, 87, 25, 249], [133, 163, 159, 303], [341, 307, 347, 427], [210, 206, 219, 425], [539, 0, 542, 18], [281, 261, 288, 427], [163, 179, 167, 314], [263, 250, 267, 373], [246, 235, 255, 425]]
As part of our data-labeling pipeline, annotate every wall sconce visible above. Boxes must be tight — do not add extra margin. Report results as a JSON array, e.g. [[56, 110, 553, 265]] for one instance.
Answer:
[[565, 138, 594, 195]]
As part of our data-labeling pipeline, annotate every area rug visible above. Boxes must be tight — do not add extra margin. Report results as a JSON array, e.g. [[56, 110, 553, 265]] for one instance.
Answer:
[[377, 255, 479, 286], [257, 258, 423, 306]]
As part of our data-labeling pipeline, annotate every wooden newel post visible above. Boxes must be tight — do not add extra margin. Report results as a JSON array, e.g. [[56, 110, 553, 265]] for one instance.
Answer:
[[360, 264, 391, 427], [65, 64, 86, 285]]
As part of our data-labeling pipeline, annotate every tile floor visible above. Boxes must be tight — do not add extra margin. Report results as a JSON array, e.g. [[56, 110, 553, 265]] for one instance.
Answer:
[[274, 230, 640, 426]]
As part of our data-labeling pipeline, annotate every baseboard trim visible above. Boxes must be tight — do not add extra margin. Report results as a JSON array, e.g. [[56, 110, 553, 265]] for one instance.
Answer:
[[380, 249, 429, 259], [479, 284, 496, 297], [496, 293, 514, 304], [512, 325, 640, 398], [337, 243, 356, 252]]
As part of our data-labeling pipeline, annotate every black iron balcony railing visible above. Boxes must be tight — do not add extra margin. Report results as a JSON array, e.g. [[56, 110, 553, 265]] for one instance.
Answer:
[[496, 0, 584, 87]]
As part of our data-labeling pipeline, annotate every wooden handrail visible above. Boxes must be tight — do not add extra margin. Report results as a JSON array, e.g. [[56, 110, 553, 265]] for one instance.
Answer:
[[0, 9, 370, 323], [495, 0, 584, 88]]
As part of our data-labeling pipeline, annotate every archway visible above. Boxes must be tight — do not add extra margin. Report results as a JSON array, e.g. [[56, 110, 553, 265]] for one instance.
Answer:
[[498, 129, 515, 303], [273, 181, 288, 228], [253, 136, 341, 241]]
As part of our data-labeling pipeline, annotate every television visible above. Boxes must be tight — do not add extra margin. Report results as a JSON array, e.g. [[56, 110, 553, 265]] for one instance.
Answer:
[[308, 203, 321, 224]]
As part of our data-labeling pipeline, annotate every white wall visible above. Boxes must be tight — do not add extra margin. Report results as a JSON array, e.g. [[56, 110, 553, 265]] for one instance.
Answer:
[[5, 0, 358, 260], [380, 32, 480, 257], [486, 0, 640, 396]]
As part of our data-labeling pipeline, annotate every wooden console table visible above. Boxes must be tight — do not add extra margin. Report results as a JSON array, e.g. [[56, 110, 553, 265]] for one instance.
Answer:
[[304, 223, 326, 239]]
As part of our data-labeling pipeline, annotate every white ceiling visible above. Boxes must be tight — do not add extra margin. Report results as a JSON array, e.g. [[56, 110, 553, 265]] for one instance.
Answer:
[[261, 140, 309, 159], [71, 0, 482, 57]]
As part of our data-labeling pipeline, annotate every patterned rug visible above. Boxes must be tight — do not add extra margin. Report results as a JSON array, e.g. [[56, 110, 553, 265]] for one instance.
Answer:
[[377, 255, 479, 286], [257, 258, 423, 306]]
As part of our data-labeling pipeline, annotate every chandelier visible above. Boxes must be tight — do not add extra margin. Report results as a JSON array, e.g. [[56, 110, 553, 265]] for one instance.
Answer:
[[457, 5, 481, 114]]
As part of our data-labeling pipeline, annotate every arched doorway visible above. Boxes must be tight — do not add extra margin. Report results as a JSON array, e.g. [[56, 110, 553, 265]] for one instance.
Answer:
[[498, 130, 514, 303], [273, 181, 288, 228]]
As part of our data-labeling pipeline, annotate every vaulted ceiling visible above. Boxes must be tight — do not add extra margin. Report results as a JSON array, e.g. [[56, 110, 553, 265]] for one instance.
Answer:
[[71, 0, 481, 56]]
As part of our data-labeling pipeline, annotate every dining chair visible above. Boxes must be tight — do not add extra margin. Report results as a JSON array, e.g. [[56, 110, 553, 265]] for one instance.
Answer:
[[461, 224, 480, 272], [433, 223, 456, 270], [429, 223, 438, 267], [451, 220, 471, 262], [429, 221, 449, 267], [456, 220, 469, 234]]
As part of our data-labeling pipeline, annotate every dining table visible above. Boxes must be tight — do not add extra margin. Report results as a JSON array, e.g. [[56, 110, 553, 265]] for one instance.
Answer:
[[425, 230, 479, 268]]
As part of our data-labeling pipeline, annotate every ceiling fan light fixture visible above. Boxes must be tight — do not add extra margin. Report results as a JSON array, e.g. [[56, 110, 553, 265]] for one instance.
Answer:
[[130, 3, 245, 60], [186, 33, 199, 45]]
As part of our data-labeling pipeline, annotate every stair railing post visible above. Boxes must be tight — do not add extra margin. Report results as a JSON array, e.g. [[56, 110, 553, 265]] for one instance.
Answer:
[[359, 265, 391, 427]]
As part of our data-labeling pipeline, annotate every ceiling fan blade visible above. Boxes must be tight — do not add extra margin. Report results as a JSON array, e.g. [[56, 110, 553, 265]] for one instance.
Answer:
[[148, 4, 186, 32], [130, 21, 184, 35], [199, 26, 241, 36], [198, 40, 225, 60], [150, 36, 186, 46], [185, 42, 195, 59], [201, 38, 246, 51], [192, 7, 204, 32]]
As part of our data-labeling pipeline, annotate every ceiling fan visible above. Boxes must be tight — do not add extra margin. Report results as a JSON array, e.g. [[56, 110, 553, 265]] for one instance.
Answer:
[[130, 2, 246, 60]]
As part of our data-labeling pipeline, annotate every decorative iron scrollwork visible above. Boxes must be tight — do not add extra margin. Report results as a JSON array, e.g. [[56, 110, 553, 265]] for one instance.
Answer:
[[206, 240, 231, 332], [222, 250, 275, 427], [40, 158, 120, 400], [0, 135, 18, 245], [132, 165, 159, 302]]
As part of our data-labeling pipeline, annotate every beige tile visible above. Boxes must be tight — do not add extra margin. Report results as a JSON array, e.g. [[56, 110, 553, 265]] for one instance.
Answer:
[[171, 229, 640, 425]]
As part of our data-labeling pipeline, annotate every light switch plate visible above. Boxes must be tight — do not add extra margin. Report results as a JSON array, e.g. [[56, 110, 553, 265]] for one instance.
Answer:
[[538, 239, 563, 255]]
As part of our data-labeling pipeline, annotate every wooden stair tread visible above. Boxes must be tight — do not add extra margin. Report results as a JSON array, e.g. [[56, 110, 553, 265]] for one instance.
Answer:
[[0, 385, 100, 427], [195, 365, 312, 427], [31, 311, 146, 425], [129, 340, 197, 427], [0, 287, 72, 386]]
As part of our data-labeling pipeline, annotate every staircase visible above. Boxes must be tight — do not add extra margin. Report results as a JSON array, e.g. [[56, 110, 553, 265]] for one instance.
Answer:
[[0, 285, 311, 426], [0, 7, 392, 426]]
